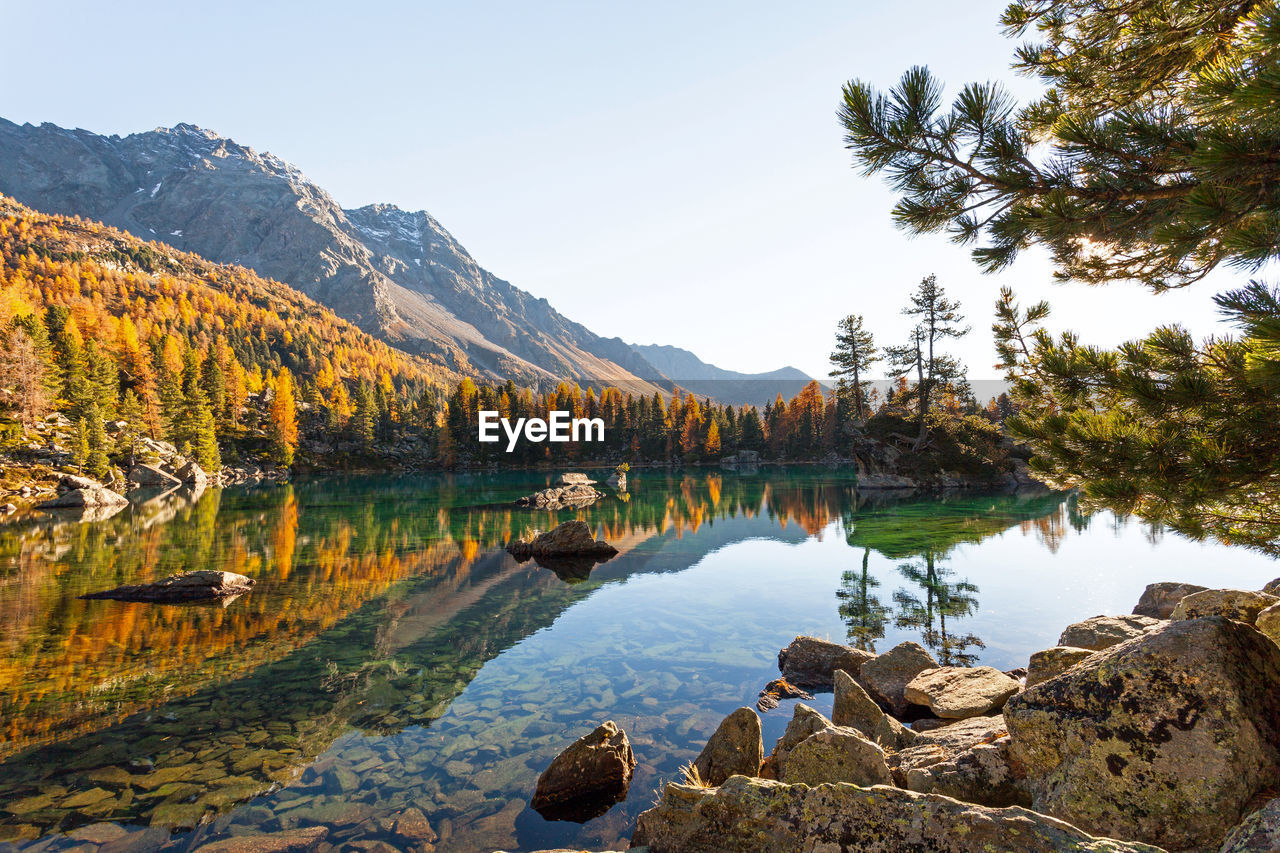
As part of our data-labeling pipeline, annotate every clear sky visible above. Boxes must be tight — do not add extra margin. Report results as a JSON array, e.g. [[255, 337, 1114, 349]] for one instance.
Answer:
[[0, 1, 1255, 381]]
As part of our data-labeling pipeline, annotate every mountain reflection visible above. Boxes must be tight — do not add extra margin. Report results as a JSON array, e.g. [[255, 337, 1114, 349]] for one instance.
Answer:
[[0, 470, 1068, 843]]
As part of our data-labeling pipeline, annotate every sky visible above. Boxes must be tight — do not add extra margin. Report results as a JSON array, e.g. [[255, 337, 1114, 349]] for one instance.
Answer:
[[0, 1, 1257, 381]]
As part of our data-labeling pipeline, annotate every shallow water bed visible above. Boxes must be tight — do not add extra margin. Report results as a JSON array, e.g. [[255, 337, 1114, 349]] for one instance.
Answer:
[[0, 469, 1273, 852]]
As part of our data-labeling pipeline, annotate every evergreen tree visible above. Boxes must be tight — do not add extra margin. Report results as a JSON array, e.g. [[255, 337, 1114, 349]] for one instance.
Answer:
[[829, 314, 879, 421], [116, 389, 145, 466], [72, 416, 89, 474], [901, 275, 968, 446], [85, 402, 109, 480], [354, 381, 377, 448]]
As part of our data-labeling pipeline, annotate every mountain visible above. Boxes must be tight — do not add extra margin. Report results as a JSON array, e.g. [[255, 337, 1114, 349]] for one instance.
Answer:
[[0, 119, 668, 396], [630, 343, 822, 407]]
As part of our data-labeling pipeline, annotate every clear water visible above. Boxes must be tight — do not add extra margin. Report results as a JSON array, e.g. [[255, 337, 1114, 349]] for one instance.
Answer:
[[0, 469, 1274, 852]]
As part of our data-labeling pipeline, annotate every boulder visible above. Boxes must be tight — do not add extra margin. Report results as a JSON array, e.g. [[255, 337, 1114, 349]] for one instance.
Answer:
[[59, 473, 102, 491], [1255, 602, 1280, 645], [1057, 614, 1163, 651], [903, 666, 1021, 719], [1005, 617, 1280, 850], [38, 487, 128, 509], [777, 725, 892, 787], [128, 463, 182, 488], [859, 641, 937, 715], [80, 570, 255, 603], [554, 473, 596, 486], [832, 669, 915, 750], [903, 736, 1031, 808], [1026, 646, 1095, 687], [176, 460, 209, 486], [776, 635, 873, 689], [507, 520, 617, 560], [1132, 581, 1208, 619], [194, 828, 329, 853], [1264, 577, 1280, 597], [630, 775, 1162, 853], [1170, 588, 1278, 624], [767, 703, 830, 770], [530, 721, 635, 821], [1219, 797, 1280, 853], [889, 715, 1011, 782], [692, 708, 763, 786]]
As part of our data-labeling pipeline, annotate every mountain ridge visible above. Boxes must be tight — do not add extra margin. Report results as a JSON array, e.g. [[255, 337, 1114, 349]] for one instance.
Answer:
[[629, 342, 823, 407], [0, 119, 670, 395]]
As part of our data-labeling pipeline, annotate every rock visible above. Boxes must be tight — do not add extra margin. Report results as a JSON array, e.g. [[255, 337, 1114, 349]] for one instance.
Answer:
[[889, 715, 1011, 782], [515, 484, 604, 510], [1263, 577, 1280, 596], [630, 775, 1162, 853], [1057, 614, 1163, 651], [606, 472, 626, 489], [530, 720, 635, 821], [777, 725, 892, 787], [754, 678, 812, 712], [859, 641, 937, 715], [1005, 617, 1280, 850], [1219, 797, 1280, 852], [80, 570, 255, 603], [60, 473, 102, 490], [507, 520, 617, 560], [128, 463, 182, 488], [1256, 603, 1280, 645], [1170, 588, 1279, 624], [903, 666, 1021, 719], [767, 703, 830, 770], [392, 806, 438, 843], [1132, 581, 1208, 619], [1026, 646, 1095, 687], [692, 708, 763, 786], [832, 669, 915, 750], [38, 486, 129, 509], [554, 473, 596, 486], [904, 736, 1031, 808], [176, 460, 209, 486], [775, 635, 874, 689], [194, 827, 329, 853]]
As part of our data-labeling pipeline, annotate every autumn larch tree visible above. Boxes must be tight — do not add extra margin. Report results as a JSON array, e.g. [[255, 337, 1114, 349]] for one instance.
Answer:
[[268, 368, 300, 469]]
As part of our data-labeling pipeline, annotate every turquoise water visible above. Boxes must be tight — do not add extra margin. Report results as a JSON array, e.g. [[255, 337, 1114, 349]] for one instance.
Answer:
[[0, 469, 1273, 852]]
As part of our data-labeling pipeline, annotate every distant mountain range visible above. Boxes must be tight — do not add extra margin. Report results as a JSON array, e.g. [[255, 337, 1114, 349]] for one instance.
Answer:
[[0, 118, 816, 403], [629, 343, 822, 407]]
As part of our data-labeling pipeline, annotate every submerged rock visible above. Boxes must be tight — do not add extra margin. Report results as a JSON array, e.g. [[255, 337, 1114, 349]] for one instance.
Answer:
[[903, 666, 1021, 719], [1132, 581, 1208, 619], [1026, 646, 1094, 687], [80, 570, 255, 603], [1057, 614, 1162, 651], [1170, 588, 1278, 624], [832, 669, 915, 751], [531, 720, 635, 822], [630, 776, 1161, 853], [1005, 616, 1280, 850], [775, 635, 873, 689], [693, 708, 763, 786], [194, 828, 329, 853], [859, 641, 937, 715]]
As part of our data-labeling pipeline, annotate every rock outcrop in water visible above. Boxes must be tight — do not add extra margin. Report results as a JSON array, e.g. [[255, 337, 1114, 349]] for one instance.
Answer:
[[80, 570, 256, 603], [515, 483, 604, 509], [530, 720, 636, 822], [507, 521, 617, 561], [775, 635, 874, 689]]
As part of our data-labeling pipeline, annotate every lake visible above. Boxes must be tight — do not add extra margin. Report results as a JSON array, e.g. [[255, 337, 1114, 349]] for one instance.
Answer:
[[0, 469, 1275, 852]]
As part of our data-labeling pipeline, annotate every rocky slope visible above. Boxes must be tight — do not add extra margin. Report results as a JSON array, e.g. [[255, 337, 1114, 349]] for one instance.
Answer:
[[0, 118, 669, 394], [631, 342, 819, 407]]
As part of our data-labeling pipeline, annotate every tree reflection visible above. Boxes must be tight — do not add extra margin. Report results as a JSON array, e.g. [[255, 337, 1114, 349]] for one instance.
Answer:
[[836, 548, 889, 651], [892, 549, 983, 666]]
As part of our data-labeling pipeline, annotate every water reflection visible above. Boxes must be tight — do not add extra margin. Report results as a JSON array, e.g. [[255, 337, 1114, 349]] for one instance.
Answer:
[[0, 471, 1256, 853]]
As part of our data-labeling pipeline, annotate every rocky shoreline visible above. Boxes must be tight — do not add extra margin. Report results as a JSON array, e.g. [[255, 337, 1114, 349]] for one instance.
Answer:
[[520, 579, 1280, 853]]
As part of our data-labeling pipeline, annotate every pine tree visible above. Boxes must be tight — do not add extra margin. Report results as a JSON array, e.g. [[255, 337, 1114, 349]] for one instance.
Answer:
[[72, 417, 89, 474], [354, 381, 377, 448], [829, 314, 879, 422], [901, 275, 968, 446], [116, 389, 145, 466], [85, 402, 109, 480]]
